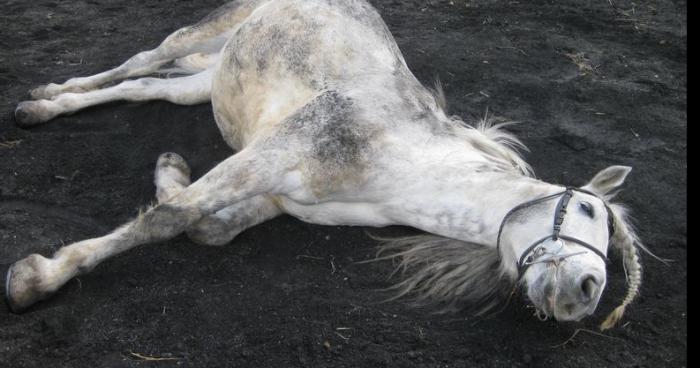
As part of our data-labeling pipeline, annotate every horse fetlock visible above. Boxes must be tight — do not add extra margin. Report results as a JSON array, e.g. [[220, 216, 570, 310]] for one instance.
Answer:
[[5, 254, 55, 313], [15, 100, 60, 126]]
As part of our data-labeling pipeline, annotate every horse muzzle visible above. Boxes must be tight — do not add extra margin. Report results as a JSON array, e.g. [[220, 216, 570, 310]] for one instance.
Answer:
[[528, 266, 605, 322]]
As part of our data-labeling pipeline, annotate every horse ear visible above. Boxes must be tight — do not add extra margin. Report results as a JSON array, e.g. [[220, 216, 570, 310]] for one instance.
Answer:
[[582, 166, 632, 196]]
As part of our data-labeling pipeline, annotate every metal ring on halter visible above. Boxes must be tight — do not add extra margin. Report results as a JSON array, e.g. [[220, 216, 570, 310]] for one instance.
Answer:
[[522, 238, 587, 267], [496, 187, 614, 280]]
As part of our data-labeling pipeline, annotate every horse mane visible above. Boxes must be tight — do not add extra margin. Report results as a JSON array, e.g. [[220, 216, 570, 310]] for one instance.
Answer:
[[429, 79, 534, 177], [373, 234, 513, 316]]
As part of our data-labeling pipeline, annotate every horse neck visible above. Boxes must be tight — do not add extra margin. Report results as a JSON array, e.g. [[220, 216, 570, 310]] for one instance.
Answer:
[[383, 148, 562, 247]]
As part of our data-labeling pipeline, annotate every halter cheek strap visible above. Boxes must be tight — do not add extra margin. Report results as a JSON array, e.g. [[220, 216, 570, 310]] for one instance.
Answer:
[[497, 187, 613, 279]]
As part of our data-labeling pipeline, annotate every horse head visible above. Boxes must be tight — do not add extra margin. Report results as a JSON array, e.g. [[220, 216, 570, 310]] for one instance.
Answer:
[[499, 166, 644, 327]]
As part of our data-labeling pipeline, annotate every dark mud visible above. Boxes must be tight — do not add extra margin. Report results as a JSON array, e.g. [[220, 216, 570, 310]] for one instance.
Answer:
[[0, 0, 686, 367]]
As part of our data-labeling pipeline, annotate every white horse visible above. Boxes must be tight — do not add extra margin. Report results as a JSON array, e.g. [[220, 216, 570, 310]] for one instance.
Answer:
[[7, 0, 646, 329]]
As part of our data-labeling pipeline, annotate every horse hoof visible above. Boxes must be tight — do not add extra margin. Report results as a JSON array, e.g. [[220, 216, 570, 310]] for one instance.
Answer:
[[157, 152, 191, 178], [29, 85, 50, 100], [29, 83, 68, 100], [4, 266, 15, 312], [31, 83, 92, 100], [4, 266, 30, 313], [14, 101, 56, 127], [4, 255, 51, 313]]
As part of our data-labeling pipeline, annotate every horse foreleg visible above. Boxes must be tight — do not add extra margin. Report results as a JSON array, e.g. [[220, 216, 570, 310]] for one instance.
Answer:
[[15, 68, 213, 126], [155, 152, 282, 246], [5, 147, 289, 312]]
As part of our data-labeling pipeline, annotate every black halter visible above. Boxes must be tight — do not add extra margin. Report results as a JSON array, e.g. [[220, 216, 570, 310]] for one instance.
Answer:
[[496, 187, 615, 279]]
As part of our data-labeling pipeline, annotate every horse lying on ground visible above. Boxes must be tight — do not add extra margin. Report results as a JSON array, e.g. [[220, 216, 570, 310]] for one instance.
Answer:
[[7, 0, 647, 329]]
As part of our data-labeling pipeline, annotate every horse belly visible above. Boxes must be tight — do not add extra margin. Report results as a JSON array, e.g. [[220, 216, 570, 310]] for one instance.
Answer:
[[210, 0, 403, 150], [275, 196, 392, 227]]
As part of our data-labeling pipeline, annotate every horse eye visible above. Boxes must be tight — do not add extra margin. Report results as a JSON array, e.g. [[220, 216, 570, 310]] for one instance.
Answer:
[[579, 201, 595, 218]]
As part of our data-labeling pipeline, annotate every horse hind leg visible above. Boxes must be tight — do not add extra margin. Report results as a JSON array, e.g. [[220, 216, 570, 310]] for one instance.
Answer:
[[28, 29, 223, 102], [28, 0, 269, 101], [15, 66, 214, 126], [154, 152, 282, 246]]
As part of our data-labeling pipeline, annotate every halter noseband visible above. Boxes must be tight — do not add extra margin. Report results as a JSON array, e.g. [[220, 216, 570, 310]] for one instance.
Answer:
[[496, 187, 615, 279]]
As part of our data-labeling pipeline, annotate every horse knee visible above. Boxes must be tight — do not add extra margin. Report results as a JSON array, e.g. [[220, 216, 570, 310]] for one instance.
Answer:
[[133, 203, 201, 243]]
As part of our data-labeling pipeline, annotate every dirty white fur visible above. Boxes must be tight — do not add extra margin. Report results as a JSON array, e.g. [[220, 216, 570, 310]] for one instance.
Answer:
[[8, 0, 645, 329]]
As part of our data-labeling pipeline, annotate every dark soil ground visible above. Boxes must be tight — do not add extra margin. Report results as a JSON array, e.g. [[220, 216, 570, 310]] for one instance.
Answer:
[[0, 0, 687, 367]]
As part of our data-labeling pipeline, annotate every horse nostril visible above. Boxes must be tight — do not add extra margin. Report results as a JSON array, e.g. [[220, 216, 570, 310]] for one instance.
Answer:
[[580, 275, 599, 303]]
